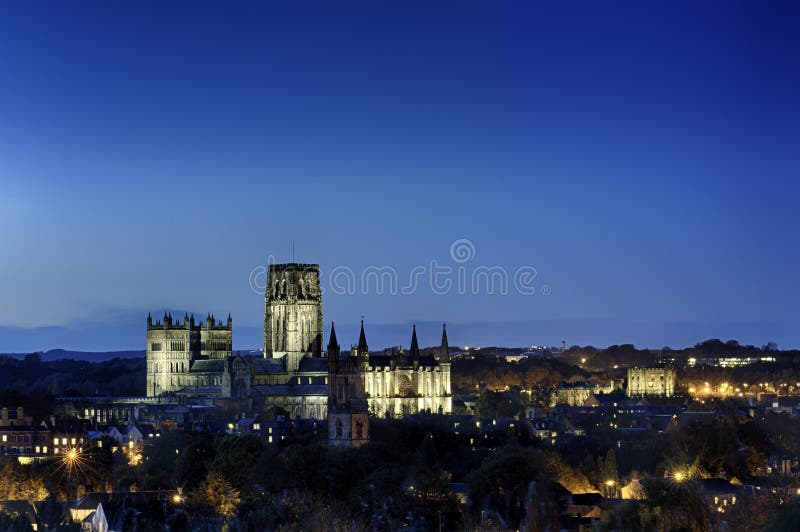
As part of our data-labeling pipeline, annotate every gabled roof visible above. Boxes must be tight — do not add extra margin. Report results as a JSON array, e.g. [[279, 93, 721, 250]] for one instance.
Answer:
[[696, 478, 742, 495], [190, 359, 225, 373], [250, 358, 285, 373], [297, 357, 328, 373]]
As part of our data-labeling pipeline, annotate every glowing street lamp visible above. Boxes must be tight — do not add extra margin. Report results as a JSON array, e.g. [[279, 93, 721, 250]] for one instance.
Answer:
[[674, 471, 685, 482], [65, 448, 78, 465]]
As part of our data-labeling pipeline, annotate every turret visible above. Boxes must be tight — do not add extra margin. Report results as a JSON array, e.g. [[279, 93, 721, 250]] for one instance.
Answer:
[[327, 322, 340, 375], [227, 313, 233, 328], [410, 324, 420, 369], [439, 323, 450, 363], [357, 320, 369, 370], [147, 313, 152, 327]]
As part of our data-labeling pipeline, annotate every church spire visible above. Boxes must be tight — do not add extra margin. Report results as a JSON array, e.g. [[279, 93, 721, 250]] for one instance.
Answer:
[[439, 323, 450, 363], [357, 320, 368, 353], [410, 324, 420, 359], [328, 322, 340, 374], [328, 321, 339, 350]]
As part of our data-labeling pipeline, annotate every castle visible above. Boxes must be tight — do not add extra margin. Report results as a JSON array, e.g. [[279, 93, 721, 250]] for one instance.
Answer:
[[146, 263, 453, 421], [626, 367, 677, 397]]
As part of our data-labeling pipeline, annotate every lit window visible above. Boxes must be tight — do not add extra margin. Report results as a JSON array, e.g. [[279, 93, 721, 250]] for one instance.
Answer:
[[269, 427, 273, 434], [1, 435, 5, 442], [98, 441, 103, 448], [54, 448, 59, 454], [61, 438, 67, 445], [35, 446, 40, 453], [71, 438, 76, 445], [53, 438, 58, 445], [43, 446, 47, 454], [253, 424, 260, 430], [268, 436, 273, 443]]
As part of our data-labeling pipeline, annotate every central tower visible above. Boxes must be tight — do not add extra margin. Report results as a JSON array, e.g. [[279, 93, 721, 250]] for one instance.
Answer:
[[263, 263, 323, 372]]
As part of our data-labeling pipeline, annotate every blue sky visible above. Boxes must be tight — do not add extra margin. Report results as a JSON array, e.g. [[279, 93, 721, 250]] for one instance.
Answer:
[[1, 1, 798, 351]]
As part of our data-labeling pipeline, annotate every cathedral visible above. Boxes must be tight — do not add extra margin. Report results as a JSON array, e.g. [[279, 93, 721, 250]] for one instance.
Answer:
[[145, 262, 453, 420]]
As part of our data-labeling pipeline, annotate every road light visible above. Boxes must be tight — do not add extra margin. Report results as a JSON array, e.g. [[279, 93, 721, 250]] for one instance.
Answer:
[[674, 471, 685, 482], [65, 448, 78, 464]]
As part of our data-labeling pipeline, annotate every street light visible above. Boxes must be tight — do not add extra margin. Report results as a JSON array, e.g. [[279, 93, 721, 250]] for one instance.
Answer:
[[604, 479, 616, 498], [674, 471, 685, 482], [65, 448, 78, 465]]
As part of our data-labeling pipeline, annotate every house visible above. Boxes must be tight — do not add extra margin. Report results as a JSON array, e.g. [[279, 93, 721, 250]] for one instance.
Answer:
[[620, 479, 646, 500], [123, 425, 144, 445], [92, 500, 128, 532], [0, 500, 37, 529], [71, 491, 176, 531], [0, 407, 33, 427], [529, 418, 558, 442], [696, 478, 743, 514]]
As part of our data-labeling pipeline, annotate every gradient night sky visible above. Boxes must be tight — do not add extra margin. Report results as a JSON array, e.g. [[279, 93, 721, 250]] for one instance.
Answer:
[[1, 1, 798, 351]]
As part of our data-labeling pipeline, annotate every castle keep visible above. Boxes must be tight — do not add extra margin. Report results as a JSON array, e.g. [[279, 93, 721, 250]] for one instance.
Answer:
[[145, 262, 452, 420]]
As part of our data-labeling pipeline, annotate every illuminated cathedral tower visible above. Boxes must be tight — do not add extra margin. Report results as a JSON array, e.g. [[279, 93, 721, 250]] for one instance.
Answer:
[[263, 263, 323, 373]]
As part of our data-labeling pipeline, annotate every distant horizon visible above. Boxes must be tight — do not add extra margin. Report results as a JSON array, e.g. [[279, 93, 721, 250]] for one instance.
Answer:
[[1, 315, 794, 355]]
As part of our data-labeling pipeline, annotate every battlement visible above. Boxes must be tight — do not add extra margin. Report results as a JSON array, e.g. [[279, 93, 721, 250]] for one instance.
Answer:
[[146, 312, 232, 331], [269, 263, 319, 270]]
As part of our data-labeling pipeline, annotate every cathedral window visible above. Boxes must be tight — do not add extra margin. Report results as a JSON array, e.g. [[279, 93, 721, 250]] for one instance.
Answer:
[[151, 343, 162, 351]]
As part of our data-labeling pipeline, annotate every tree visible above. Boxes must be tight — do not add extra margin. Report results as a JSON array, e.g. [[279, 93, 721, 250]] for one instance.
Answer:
[[467, 446, 557, 529], [196, 472, 240, 520]]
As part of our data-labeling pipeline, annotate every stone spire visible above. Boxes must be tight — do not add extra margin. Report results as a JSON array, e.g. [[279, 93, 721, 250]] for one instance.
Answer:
[[357, 320, 369, 370], [357, 320, 368, 353], [409, 324, 420, 359], [328, 321, 339, 351], [328, 322, 340, 373], [439, 323, 450, 363]]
